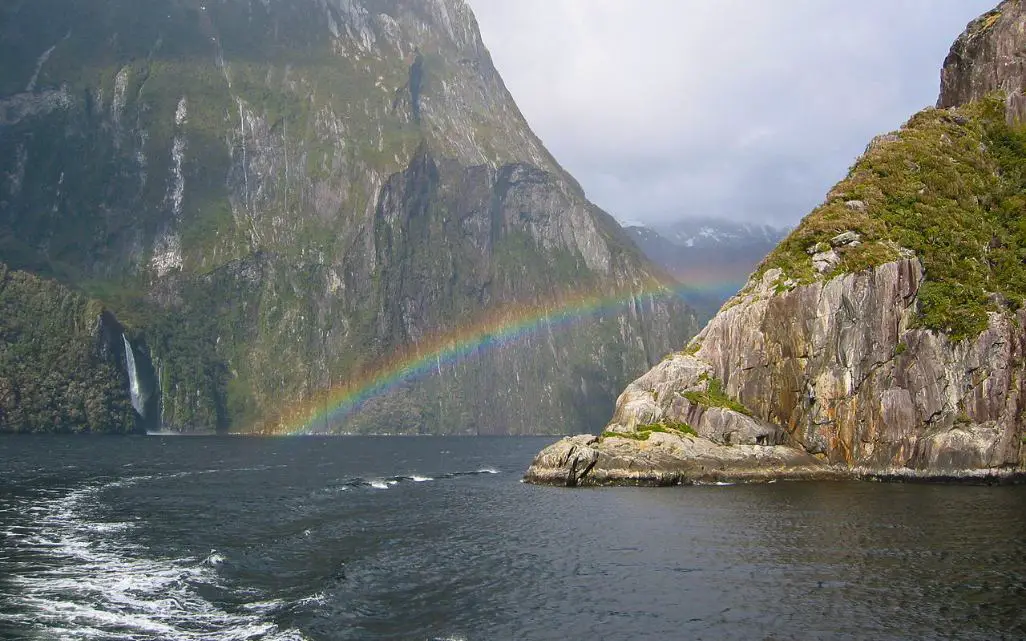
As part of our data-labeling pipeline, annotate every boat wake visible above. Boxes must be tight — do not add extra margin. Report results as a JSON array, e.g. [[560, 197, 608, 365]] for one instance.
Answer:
[[0, 463, 504, 639], [0, 473, 310, 641]]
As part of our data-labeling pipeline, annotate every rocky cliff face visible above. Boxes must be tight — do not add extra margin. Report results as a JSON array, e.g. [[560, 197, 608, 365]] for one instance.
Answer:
[[527, 1, 1026, 484], [601, 258, 1024, 472], [0, 0, 694, 434], [939, 0, 1026, 118]]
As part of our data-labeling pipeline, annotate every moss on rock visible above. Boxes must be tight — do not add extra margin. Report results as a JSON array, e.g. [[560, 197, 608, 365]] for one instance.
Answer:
[[759, 95, 1026, 341], [682, 374, 752, 416]]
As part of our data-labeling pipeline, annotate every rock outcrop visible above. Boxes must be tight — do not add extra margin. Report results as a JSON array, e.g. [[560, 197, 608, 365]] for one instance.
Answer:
[[527, 259, 1025, 486], [522, 433, 835, 487], [527, 1, 1026, 485], [939, 1, 1026, 119], [0, 0, 695, 434]]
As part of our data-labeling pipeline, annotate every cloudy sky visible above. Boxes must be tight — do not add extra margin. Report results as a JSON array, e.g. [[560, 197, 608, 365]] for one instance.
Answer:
[[466, 0, 995, 228]]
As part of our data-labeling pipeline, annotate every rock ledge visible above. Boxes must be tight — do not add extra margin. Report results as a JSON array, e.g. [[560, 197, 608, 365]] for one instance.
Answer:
[[524, 433, 1026, 487]]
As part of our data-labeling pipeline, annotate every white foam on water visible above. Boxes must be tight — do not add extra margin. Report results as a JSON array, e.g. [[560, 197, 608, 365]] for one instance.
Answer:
[[411, 476, 433, 482], [0, 474, 312, 641], [293, 591, 326, 607], [240, 598, 287, 615], [369, 480, 390, 490], [203, 550, 226, 566], [477, 468, 500, 475]]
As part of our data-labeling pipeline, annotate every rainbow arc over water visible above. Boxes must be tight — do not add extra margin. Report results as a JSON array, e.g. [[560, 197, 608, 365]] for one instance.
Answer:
[[263, 278, 732, 435]]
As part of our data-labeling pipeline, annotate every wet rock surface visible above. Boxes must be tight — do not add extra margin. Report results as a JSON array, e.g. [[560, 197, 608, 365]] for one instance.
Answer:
[[524, 432, 1026, 486], [524, 432, 843, 486]]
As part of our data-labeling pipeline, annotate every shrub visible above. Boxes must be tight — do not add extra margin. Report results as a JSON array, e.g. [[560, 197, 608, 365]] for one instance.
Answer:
[[756, 94, 1026, 341], [682, 376, 751, 416], [636, 419, 698, 437], [601, 429, 650, 441], [601, 419, 697, 441]]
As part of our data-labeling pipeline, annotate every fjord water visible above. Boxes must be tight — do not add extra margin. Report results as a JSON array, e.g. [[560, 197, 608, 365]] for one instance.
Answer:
[[1, 436, 1024, 641]]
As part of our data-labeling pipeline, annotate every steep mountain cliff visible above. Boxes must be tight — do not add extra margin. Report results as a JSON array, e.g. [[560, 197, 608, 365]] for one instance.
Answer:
[[938, 1, 1026, 115], [0, 0, 695, 434], [527, 1, 1026, 484]]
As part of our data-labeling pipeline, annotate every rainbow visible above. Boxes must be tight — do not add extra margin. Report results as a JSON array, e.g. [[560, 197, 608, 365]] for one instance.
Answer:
[[266, 277, 737, 435]]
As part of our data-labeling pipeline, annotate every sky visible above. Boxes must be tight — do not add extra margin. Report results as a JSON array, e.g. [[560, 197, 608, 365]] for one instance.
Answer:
[[465, 0, 996, 228]]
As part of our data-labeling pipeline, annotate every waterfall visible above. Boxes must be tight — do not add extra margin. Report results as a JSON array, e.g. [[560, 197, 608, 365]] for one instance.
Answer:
[[122, 334, 145, 416]]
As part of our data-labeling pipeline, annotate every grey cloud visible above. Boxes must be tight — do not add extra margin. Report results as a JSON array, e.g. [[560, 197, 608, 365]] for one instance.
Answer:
[[466, 0, 996, 227]]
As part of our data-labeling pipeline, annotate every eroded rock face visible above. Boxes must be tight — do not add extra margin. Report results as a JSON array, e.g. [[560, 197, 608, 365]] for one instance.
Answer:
[[939, 1, 1026, 120], [524, 435, 601, 487], [616, 259, 1025, 471], [523, 432, 838, 487], [527, 255, 1026, 485]]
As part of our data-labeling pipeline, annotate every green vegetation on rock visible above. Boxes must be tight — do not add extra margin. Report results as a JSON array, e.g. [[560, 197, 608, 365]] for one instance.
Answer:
[[682, 374, 751, 416], [759, 94, 1026, 340], [601, 418, 696, 441], [0, 264, 135, 433]]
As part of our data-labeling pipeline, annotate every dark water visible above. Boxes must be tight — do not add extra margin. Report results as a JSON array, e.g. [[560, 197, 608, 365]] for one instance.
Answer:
[[1, 436, 1025, 641]]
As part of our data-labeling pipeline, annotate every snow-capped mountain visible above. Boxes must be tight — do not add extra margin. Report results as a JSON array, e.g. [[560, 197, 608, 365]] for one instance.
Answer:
[[659, 220, 785, 248], [623, 218, 789, 321]]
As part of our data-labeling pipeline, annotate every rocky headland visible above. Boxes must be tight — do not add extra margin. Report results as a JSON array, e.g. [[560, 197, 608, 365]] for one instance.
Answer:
[[527, 0, 1026, 486]]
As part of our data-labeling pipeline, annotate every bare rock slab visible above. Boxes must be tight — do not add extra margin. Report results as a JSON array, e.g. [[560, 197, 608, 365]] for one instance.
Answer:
[[524, 432, 840, 487]]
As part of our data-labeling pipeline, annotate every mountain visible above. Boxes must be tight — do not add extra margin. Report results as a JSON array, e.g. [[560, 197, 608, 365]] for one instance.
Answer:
[[623, 219, 788, 320], [0, 0, 696, 435], [651, 219, 784, 249], [527, 0, 1026, 485]]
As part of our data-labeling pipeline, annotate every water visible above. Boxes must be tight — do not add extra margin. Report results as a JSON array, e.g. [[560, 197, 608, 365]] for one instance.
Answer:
[[121, 335, 144, 417], [1, 436, 1024, 641]]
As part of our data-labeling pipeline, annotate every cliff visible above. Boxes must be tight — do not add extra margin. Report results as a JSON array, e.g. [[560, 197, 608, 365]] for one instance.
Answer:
[[938, 0, 1026, 118], [527, 2, 1026, 485], [0, 0, 695, 434]]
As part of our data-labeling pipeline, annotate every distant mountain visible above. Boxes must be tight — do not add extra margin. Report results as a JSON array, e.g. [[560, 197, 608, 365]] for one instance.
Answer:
[[623, 219, 788, 320], [654, 219, 785, 249]]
